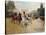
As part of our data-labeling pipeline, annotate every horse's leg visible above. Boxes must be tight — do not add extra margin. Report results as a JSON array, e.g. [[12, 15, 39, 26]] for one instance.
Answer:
[[19, 20, 21, 24], [13, 20, 15, 24], [14, 21, 15, 24], [18, 20, 20, 24], [11, 18, 13, 23], [15, 20, 16, 24]]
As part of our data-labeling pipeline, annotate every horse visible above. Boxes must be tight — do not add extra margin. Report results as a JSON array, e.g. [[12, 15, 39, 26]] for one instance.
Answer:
[[11, 13, 22, 24], [17, 13, 22, 24], [11, 13, 17, 24]]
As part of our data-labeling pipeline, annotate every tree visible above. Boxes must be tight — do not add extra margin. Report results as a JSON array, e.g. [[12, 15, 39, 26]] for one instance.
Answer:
[[37, 3, 45, 16], [5, 1, 15, 17], [7, 1, 15, 10]]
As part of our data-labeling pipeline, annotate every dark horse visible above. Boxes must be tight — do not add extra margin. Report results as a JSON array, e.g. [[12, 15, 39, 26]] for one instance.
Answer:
[[17, 13, 22, 24]]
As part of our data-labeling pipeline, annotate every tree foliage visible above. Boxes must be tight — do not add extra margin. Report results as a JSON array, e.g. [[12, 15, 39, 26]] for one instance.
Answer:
[[6, 1, 15, 10], [5, 1, 15, 17]]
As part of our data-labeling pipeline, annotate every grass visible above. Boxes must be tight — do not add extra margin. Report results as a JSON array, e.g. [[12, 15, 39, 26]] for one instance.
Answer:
[[6, 17, 45, 34], [6, 18, 24, 34]]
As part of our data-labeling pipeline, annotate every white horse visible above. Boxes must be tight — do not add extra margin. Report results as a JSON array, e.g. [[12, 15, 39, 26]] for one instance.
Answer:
[[21, 15, 31, 27]]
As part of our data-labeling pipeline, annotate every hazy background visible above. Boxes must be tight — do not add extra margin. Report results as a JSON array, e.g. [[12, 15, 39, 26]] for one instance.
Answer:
[[6, 0, 45, 11]]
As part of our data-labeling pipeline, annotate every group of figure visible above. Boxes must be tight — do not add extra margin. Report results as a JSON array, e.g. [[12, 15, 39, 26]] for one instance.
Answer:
[[11, 11, 29, 24], [11, 11, 44, 25]]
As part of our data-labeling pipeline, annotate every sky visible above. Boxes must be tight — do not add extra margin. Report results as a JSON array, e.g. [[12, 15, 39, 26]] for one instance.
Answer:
[[15, 1, 41, 10], [6, 0, 45, 13]]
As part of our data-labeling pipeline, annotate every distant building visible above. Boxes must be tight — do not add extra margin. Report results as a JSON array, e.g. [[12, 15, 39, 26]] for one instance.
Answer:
[[37, 3, 45, 16]]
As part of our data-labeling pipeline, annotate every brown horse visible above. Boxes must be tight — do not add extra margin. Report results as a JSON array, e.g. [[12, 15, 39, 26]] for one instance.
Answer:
[[11, 13, 17, 24]]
